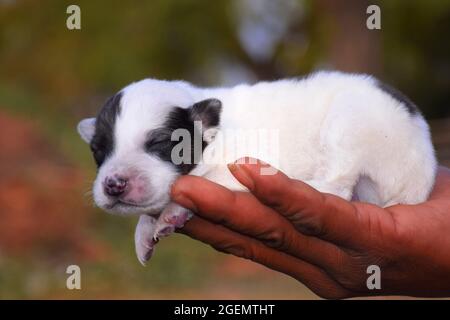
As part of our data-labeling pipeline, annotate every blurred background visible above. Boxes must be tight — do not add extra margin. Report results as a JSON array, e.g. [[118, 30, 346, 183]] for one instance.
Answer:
[[0, 0, 449, 299]]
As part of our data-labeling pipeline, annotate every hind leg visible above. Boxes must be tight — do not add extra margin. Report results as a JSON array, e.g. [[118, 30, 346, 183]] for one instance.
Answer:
[[305, 179, 355, 201], [306, 140, 361, 201], [307, 91, 371, 202], [304, 156, 359, 201]]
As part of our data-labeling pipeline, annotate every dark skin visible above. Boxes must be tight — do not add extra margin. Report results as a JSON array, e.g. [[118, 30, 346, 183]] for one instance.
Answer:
[[170, 158, 450, 299]]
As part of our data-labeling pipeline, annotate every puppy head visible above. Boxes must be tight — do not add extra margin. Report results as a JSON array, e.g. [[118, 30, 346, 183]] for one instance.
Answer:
[[77, 79, 221, 216]]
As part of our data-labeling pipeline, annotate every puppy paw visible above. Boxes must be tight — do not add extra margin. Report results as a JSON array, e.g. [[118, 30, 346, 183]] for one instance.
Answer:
[[135, 214, 158, 266], [153, 203, 193, 241]]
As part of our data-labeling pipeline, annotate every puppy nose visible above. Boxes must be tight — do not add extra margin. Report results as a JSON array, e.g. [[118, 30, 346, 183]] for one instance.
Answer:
[[104, 176, 128, 197]]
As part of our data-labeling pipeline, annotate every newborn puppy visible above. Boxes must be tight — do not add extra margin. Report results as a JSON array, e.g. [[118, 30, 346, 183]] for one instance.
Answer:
[[77, 71, 437, 265]]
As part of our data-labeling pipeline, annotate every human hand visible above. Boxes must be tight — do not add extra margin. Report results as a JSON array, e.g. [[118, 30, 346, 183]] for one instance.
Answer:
[[171, 158, 450, 298]]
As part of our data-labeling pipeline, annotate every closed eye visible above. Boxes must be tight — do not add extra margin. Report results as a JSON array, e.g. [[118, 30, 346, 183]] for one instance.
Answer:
[[148, 137, 169, 145], [145, 129, 172, 150], [145, 137, 171, 150], [90, 142, 106, 166]]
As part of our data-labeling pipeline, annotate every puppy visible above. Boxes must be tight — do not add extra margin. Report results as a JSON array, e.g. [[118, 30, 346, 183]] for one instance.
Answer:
[[77, 71, 437, 265]]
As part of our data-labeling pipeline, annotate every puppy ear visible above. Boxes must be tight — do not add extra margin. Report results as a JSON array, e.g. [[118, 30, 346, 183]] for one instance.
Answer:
[[77, 118, 96, 143], [189, 98, 222, 129]]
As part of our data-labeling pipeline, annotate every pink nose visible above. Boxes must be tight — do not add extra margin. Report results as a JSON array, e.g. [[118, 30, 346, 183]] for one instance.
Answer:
[[104, 176, 128, 197]]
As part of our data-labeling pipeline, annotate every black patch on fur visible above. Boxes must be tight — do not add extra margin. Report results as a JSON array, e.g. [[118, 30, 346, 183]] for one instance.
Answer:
[[190, 98, 222, 127], [376, 80, 419, 115], [145, 99, 222, 174], [90, 92, 122, 167]]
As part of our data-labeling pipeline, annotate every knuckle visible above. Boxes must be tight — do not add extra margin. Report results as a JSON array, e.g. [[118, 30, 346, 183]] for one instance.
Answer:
[[256, 177, 290, 206], [263, 229, 288, 250], [333, 268, 368, 292], [216, 214, 230, 226], [337, 249, 389, 293], [212, 240, 251, 259], [296, 218, 325, 237]]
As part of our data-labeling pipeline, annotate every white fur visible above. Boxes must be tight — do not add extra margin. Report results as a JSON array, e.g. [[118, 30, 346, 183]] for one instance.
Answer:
[[90, 80, 197, 215], [85, 71, 437, 212], [195, 71, 436, 206], [79, 71, 437, 263]]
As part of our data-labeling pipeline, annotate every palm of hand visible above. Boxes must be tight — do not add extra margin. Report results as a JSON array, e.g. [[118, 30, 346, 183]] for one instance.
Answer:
[[172, 161, 450, 298]]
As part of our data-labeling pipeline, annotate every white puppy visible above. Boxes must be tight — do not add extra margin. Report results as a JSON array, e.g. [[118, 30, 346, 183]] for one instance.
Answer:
[[77, 71, 437, 265]]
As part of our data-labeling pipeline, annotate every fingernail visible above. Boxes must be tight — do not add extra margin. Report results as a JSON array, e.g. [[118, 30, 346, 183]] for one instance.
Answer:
[[228, 163, 255, 191], [172, 193, 197, 212]]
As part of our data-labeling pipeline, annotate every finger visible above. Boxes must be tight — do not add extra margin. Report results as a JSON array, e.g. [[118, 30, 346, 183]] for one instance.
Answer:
[[228, 158, 366, 247], [178, 216, 351, 299], [171, 175, 346, 271], [429, 166, 450, 200]]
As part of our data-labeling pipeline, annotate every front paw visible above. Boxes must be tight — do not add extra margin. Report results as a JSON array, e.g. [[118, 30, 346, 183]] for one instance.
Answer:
[[135, 214, 158, 266], [153, 203, 193, 241]]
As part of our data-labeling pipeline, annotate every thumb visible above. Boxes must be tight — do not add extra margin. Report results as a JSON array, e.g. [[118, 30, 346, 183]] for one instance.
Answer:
[[228, 158, 365, 247]]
